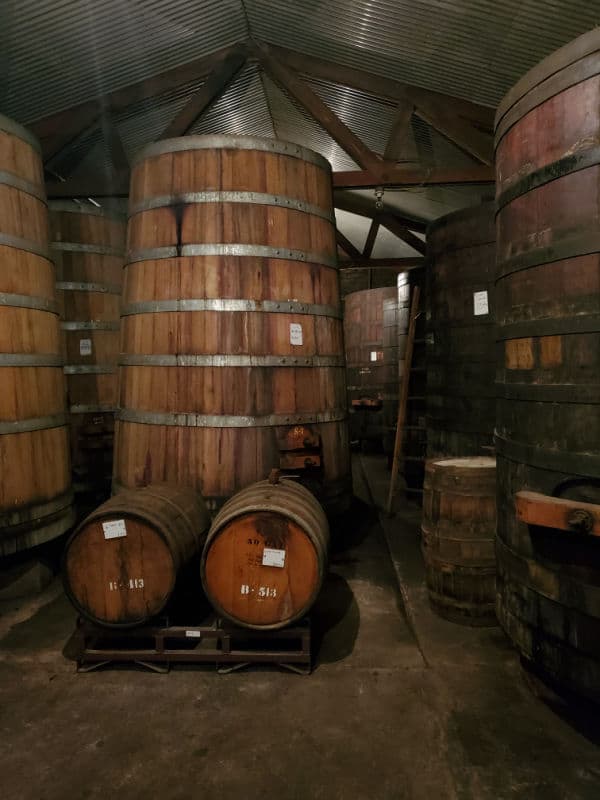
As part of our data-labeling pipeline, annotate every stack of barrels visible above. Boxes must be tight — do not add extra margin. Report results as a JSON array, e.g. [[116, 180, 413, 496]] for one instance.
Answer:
[[0, 115, 74, 557]]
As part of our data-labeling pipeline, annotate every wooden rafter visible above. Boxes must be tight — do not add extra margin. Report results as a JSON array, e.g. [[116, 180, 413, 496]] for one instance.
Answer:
[[379, 212, 426, 255], [338, 257, 425, 270], [159, 46, 248, 139], [363, 218, 380, 258], [333, 165, 494, 189], [335, 230, 363, 260], [384, 104, 415, 162], [333, 191, 427, 233], [100, 114, 130, 173], [256, 43, 382, 173]]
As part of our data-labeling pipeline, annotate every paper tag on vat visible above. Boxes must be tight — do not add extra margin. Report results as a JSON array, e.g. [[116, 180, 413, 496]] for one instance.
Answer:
[[473, 291, 489, 316], [79, 338, 92, 356], [262, 548, 286, 568], [102, 519, 127, 540], [290, 323, 303, 346]]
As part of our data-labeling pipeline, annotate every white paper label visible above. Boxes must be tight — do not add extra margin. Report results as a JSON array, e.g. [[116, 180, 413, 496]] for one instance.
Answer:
[[102, 519, 127, 540], [185, 630, 201, 639], [262, 547, 286, 568], [370, 351, 378, 362], [290, 323, 303, 346], [79, 338, 93, 356], [473, 291, 489, 316]]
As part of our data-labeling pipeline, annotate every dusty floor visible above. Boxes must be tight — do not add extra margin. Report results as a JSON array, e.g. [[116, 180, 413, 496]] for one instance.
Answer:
[[1, 454, 599, 800]]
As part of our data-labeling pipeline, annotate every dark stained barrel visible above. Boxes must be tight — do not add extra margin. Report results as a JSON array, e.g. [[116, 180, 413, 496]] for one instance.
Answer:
[[422, 457, 497, 626], [426, 203, 496, 458], [49, 202, 126, 511], [494, 29, 600, 701], [201, 477, 329, 630], [63, 484, 210, 627], [0, 115, 74, 555], [113, 135, 351, 516]]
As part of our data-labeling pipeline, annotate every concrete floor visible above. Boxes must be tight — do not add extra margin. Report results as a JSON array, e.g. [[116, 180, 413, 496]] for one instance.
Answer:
[[1, 454, 599, 800]]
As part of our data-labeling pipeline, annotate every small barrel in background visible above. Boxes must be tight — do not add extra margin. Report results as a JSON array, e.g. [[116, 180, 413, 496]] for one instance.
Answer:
[[422, 457, 497, 626], [0, 114, 74, 556], [49, 202, 126, 513], [495, 29, 600, 702], [426, 203, 496, 459], [63, 484, 210, 627], [381, 272, 410, 456], [201, 477, 329, 630]]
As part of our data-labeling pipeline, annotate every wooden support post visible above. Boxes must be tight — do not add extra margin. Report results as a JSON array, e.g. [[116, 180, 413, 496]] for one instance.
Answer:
[[386, 286, 421, 514]]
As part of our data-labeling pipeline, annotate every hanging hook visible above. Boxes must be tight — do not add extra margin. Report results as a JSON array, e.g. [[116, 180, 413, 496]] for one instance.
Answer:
[[374, 186, 384, 211]]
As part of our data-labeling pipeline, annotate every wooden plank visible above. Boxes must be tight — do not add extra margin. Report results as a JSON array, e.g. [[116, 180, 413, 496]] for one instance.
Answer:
[[379, 213, 426, 255], [515, 491, 600, 537], [159, 46, 248, 138], [333, 165, 494, 189], [384, 104, 415, 161], [257, 43, 383, 173], [336, 230, 363, 260], [414, 103, 493, 165], [30, 43, 243, 158], [363, 218, 380, 258], [387, 286, 421, 513]]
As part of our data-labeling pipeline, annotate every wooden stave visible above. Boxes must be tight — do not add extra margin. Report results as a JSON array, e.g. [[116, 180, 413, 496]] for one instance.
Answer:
[[114, 138, 351, 514], [63, 483, 210, 628], [422, 457, 497, 626], [426, 203, 496, 459], [494, 29, 600, 700], [201, 478, 329, 630], [0, 120, 73, 554]]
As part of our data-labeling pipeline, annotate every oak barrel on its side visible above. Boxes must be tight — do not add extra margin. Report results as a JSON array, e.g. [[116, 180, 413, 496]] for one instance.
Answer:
[[495, 29, 600, 701], [0, 115, 74, 555], [49, 202, 126, 509], [201, 478, 329, 630], [114, 135, 351, 516], [426, 203, 496, 458], [63, 484, 210, 627], [422, 457, 497, 626]]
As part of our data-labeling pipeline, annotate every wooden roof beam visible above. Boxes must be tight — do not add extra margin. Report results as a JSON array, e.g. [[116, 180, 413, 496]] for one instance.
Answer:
[[363, 218, 380, 258], [379, 212, 426, 255], [334, 190, 427, 233], [339, 257, 425, 270], [333, 165, 494, 189], [159, 46, 248, 139], [336, 230, 363, 260]]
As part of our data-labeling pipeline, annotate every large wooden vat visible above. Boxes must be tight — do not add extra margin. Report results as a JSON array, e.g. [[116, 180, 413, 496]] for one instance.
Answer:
[[382, 273, 410, 455], [403, 268, 427, 494], [426, 203, 496, 458], [49, 202, 126, 509], [113, 135, 351, 515], [63, 484, 209, 627], [422, 457, 497, 626], [495, 29, 600, 701], [201, 477, 329, 630], [0, 115, 74, 555]]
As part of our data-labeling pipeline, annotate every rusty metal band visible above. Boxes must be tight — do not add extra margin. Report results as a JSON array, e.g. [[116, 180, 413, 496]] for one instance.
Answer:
[[119, 354, 345, 368], [0, 114, 41, 153], [497, 315, 599, 340], [496, 146, 600, 211], [70, 403, 117, 414], [56, 281, 121, 294], [126, 243, 338, 269], [121, 298, 341, 318], [0, 490, 74, 531], [61, 321, 119, 331], [498, 383, 600, 403], [494, 434, 600, 478], [0, 232, 49, 259], [495, 50, 600, 145], [496, 231, 600, 280], [50, 242, 125, 257], [129, 191, 334, 223], [0, 170, 46, 202], [49, 200, 127, 221], [0, 353, 62, 367], [0, 412, 68, 435], [133, 135, 331, 172], [116, 407, 346, 428], [64, 364, 116, 375], [0, 292, 58, 314]]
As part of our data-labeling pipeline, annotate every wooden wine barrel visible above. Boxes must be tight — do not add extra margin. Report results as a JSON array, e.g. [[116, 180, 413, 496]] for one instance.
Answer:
[[201, 477, 329, 630], [403, 268, 427, 495], [114, 135, 351, 515], [495, 29, 600, 701], [422, 457, 497, 626], [426, 203, 496, 458], [63, 483, 210, 627], [381, 273, 410, 455], [49, 202, 126, 509], [0, 115, 74, 555]]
